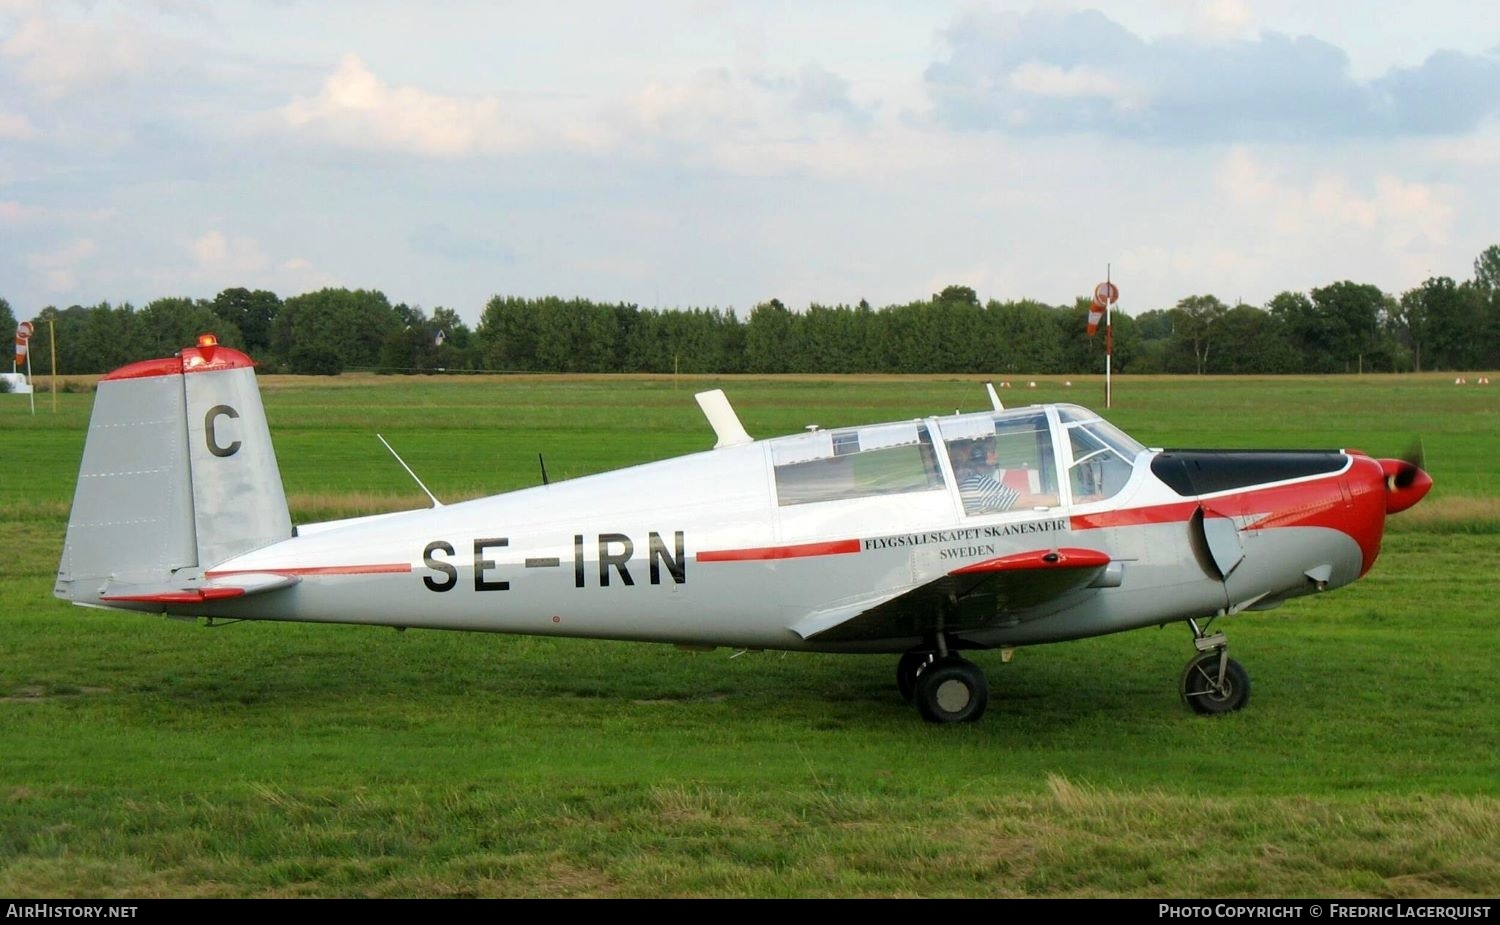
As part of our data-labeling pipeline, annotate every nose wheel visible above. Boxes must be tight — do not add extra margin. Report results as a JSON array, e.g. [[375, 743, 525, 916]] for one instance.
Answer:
[[1180, 618, 1251, 714]]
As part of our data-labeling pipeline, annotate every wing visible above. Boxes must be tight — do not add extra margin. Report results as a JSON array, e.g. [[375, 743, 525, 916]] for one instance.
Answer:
[[789, 548, 1109, 644]]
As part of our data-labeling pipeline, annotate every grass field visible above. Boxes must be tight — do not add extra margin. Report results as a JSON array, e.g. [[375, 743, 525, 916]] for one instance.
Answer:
[[2, 372, 1498, 897]]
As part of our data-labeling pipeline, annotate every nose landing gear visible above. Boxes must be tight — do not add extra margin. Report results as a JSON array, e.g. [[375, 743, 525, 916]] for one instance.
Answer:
[[1180, 617, 1251, 714]]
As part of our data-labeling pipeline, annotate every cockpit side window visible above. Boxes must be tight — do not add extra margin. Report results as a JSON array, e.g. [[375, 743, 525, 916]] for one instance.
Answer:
[[1064, 415, 1140, 503], [773, 423, 944, 506], [943, 411, 1060, 515]]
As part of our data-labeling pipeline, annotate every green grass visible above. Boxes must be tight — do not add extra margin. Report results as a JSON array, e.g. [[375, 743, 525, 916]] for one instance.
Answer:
[[1, 372, 1497, 897]]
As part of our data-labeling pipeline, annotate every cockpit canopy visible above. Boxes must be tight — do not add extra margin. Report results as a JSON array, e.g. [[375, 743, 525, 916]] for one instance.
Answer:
[[768, 403, 1145, 513], [772, 421, 943, 506]]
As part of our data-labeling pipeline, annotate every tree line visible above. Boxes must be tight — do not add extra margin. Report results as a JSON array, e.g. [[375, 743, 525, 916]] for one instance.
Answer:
[[4, 246, 1498, 377]]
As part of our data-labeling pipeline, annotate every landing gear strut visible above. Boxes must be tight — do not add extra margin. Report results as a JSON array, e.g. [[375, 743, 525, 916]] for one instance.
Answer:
[[896, 641, 989, 723], [1180, 617, 1250, 714]]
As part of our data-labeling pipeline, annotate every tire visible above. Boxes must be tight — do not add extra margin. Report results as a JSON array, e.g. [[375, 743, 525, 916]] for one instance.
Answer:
[[1180, 653, 1251, 715], [896, 651, 933, 703], [914, 657, 989, 724]]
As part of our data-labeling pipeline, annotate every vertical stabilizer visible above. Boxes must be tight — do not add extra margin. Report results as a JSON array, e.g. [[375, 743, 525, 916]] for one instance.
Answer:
[[56, 338, 291, 603], [694, 389, 753, 448]]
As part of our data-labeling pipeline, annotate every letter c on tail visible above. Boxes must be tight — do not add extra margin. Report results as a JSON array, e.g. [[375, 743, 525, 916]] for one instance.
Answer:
[[206, 405, 241, 457]]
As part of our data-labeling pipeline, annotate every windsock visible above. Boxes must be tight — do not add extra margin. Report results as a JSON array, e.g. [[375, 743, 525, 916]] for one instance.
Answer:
[[1087, 282, 1118, 337], [14, 321, 32, 366]]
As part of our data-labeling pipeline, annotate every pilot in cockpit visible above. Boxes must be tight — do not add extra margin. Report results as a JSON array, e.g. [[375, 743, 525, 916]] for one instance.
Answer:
[[957, 438, 1019, 514]]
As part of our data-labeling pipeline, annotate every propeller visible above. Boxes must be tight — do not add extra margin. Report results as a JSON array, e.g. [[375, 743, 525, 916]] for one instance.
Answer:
[[1378, 437, 1431, 514], [1392, 437, 1426, 490]]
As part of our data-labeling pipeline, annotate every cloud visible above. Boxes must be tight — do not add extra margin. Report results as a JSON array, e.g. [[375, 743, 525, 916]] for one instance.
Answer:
[[132, 234, 338, 298], [634, 68, 750, 135], [1424, 122, 1500, 167], [0, 110, 38, 140], [621, 63, 886, 175], [276, 257, 342, 295], [268, 50, 878, 176], [0, 200, 38, 222], [1, 15, 158, 99], [1179, 0, 1252, 39], [189, 230, 269, 273], [0, 201, 116, 225], [1103, 148, 1460, 304], [24, 237, 97, 293], [279, 54, 537, 157], [924, 8, 1500, 141], [1374, 49, 1500, 135], [1007, 62, 1141, 108], [408, 225, 515, 265], [774, 64, 875, 127], [1218, 148, 1453, 251]]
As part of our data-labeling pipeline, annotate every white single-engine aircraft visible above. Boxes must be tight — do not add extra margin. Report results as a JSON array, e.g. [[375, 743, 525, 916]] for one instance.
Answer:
[[56, 336, 1432, 723]]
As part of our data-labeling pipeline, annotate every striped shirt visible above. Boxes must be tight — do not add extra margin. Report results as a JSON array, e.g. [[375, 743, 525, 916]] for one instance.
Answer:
[[959, 474, 1020, 514]]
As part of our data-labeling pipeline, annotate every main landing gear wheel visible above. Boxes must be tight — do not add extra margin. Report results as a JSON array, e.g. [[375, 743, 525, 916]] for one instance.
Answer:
[[914, 656, 989, 724], [896, 651, 934, 703], [1180, 652, 1251, 715]]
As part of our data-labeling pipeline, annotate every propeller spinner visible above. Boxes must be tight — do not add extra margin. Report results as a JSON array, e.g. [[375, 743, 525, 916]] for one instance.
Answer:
[[1379, 438, 1432, 514]]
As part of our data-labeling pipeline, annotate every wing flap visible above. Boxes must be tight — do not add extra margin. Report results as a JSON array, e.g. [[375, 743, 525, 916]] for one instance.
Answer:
[[788, 590, 909, 641], [793, 547, 1109, 643]]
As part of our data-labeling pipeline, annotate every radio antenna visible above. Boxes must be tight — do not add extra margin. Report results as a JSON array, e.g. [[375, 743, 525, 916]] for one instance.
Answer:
[[376, 434, 443, 508]]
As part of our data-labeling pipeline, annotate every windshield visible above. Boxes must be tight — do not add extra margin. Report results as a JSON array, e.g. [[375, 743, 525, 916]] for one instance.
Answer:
[[1057, 406, 1143, 503]]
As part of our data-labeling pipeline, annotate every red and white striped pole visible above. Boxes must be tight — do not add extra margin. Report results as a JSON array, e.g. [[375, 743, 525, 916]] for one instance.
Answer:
[[1091, 274, 1118, 409], [1105, 265, 1113, 409]]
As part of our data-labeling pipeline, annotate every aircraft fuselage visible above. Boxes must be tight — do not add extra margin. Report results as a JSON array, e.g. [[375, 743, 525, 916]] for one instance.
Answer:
[[175, 409, 1394, 654]]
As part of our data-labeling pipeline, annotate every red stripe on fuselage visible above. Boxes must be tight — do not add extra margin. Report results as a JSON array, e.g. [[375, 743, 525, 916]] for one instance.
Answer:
[[1070, 501, 1199, 530], [696, 539, 862, 562]]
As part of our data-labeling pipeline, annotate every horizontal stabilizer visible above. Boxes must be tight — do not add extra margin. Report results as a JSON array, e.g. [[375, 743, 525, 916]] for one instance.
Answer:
[[99, 572, 299, 605]]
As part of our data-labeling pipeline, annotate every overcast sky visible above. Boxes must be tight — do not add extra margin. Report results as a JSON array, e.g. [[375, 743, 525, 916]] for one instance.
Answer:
[[2, 0, 1497, 324]]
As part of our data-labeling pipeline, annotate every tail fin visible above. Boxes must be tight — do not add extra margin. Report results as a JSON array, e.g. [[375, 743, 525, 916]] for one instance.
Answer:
[[56, 336, 292, 604]]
